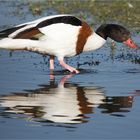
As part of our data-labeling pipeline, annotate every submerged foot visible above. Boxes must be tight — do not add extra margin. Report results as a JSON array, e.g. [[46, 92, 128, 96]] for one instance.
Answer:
[[59, 59, 80, 74], [70, 68, 80, 74]]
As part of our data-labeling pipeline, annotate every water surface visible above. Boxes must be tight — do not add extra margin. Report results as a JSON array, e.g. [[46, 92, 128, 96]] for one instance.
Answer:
[[0, 1, 140, 139]]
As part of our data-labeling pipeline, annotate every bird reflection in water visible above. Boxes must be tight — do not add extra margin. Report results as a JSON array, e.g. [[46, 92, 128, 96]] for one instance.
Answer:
[[0, 74, 136, 124]]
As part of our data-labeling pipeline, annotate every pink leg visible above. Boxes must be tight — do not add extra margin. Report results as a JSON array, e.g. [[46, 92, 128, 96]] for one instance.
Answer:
[[59, 58, 79, 74], [49, 56, 55, 70]]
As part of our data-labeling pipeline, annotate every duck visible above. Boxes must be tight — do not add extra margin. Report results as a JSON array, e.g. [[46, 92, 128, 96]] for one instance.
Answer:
[[0, 14, 138, 73]]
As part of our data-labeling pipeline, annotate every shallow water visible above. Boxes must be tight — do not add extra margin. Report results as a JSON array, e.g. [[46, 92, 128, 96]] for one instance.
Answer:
[[0, 1, 140, 139]]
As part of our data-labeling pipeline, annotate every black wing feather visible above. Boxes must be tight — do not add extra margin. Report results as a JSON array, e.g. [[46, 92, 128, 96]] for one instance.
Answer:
[[0, 25, 26, 38]]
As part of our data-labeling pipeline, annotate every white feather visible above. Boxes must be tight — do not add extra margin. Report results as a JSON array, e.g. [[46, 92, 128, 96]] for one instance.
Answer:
[[0, 32, 106, 59], [39, 23, 81, 58], [84, 32, 106, 52]]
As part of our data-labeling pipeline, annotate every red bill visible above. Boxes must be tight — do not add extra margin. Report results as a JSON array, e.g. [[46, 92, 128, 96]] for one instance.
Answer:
[[123, 38, 138, 49]]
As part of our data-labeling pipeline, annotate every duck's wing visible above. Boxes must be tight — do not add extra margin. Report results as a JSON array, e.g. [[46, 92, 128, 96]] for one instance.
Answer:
[[0, 20, 44, 40], [0, 21, 43, 40], [0, 15, 61, 38], [0, 14, 82, 40], [0, 24, 26, 38]]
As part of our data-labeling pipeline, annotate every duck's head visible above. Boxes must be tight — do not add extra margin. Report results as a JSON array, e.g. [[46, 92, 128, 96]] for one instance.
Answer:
[[96, 24, 138, 49]]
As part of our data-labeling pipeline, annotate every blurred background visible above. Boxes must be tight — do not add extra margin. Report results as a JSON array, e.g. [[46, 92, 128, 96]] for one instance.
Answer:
[[0, 0, 140, 31]]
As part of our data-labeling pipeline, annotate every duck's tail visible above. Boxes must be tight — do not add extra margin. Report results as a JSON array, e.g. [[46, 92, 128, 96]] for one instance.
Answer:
[[0, 26, 25, 50], [0, 38, 40, 51]]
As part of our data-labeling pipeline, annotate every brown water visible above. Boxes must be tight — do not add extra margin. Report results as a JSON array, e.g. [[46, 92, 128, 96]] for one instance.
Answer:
[[0, 1, 140, 139]]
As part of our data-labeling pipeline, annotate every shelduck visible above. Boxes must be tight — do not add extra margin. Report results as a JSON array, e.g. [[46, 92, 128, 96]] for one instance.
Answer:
[[0, 14, 138, 73]]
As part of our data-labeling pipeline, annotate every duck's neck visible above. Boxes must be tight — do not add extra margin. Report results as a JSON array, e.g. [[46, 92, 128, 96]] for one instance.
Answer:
[[95, 24, 108, 40]]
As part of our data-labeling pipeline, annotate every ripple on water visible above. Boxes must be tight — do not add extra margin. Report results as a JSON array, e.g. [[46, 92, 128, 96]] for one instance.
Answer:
[[124, 68, 140, 74], [48, 69, 98, 75]]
